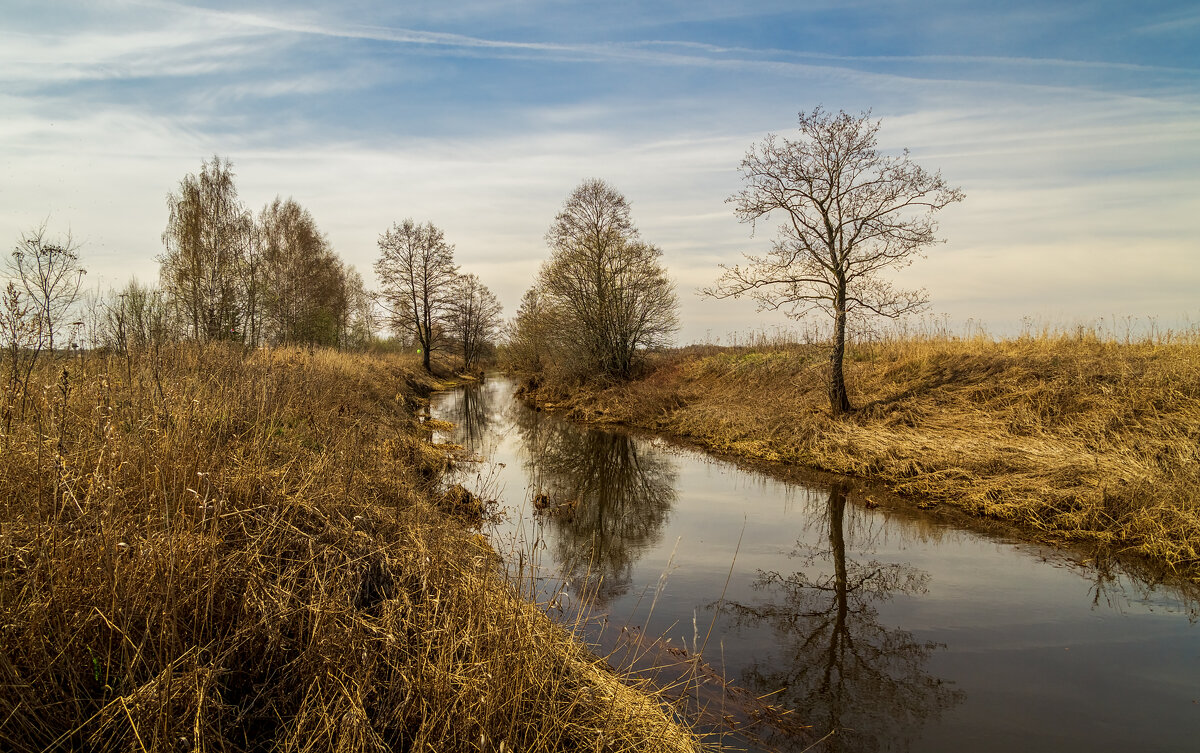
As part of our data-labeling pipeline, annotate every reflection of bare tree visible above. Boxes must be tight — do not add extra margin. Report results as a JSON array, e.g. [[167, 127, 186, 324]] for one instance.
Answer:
[[1085, 550, 1200, 622], [726, 483, 964, 752], [514, 408, 677, 604], [439, 381, 496, 455]]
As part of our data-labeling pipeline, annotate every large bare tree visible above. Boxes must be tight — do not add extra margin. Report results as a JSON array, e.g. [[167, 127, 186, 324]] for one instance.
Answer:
[[539, 178, 678, 379], [375, 219, 458, 371], [160, 156, 252, 342], [706, 108, 963, 414], [446, 273, 503, 370], [258, 197, 349, 346]]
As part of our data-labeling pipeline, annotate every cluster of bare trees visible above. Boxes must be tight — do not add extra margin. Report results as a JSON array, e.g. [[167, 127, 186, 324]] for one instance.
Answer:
[[3, 106, 962, 406], [375, 220, 503, 371], [159, 156, 373, 348], [507, 178, 678, 381], [3, 155, 509, 382], [503, 110, 959, 407], [2, 154, 382, 403]]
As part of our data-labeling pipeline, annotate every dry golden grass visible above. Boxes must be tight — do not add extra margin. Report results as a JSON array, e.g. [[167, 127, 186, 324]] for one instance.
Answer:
[[0, 344, 700, 752], [534, 331, 1200, 581]]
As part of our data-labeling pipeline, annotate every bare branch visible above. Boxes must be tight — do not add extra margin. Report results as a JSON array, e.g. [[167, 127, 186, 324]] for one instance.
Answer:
[[529, 179, 678, 379], [375, 219, 459, 370], [703, 107, 963, 414]]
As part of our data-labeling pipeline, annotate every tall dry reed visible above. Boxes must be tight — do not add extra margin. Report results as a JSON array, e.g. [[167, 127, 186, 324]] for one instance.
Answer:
[[0, 344, 700, 752]]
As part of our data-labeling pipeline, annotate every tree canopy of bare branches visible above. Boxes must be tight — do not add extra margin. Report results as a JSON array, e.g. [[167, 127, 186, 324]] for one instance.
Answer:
[[447, 273, 503, 370], [257, 197, 353, 347], [505, 287, 553, 375], [375, 219, 459, 371], [6, 222, 86, 352], [160, 155, 252, 342], [705, 108, 964, 414], [536, 178, 678, 379]]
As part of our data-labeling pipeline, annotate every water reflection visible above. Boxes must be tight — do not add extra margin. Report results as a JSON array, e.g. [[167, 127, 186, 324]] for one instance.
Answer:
[[441, 381, 496, 455], [512, 406, 677, 604], [727, 483, 964, 752], [1085, 550, 1200, 621], [431, 378, 1200, 753]]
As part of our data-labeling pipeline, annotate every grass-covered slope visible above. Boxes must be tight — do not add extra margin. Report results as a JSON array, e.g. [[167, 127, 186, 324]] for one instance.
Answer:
[[532, 334, 1200, 580], [0, 345, 699, 753]]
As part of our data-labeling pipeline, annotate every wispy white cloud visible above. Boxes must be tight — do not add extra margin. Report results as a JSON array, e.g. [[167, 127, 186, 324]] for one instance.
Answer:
[[0, 26, 279, 87], [1134, 8, 1200, 35], [2, 0, 1196, 341]]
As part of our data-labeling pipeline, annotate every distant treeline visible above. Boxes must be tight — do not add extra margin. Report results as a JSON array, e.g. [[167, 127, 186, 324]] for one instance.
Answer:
[[3, 155, 509, 374]]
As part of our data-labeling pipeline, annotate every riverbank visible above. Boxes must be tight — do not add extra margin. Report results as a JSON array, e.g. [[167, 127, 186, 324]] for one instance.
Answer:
[[0, 345, 699, 752], [523, 332, 1200, 581]]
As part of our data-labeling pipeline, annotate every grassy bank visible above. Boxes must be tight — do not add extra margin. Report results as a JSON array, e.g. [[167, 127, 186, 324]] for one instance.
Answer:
[[528, 332, 1200, 581], [0, 345, 699, 752]]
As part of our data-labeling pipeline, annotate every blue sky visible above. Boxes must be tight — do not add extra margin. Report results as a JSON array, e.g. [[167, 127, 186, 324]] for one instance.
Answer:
[[3, 0, 1198, 341]]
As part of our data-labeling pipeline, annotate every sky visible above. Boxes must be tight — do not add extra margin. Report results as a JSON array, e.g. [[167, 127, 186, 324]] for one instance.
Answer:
[[3, 0, 1198, 343]]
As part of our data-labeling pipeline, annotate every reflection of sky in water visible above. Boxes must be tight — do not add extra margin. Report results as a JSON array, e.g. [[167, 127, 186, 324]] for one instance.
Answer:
[[432, 377, 1200, 753]]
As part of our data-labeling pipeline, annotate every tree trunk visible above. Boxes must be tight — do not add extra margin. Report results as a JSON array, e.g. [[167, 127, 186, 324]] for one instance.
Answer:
[[829, 296, 852, 415], [421, 322, 432, 371]]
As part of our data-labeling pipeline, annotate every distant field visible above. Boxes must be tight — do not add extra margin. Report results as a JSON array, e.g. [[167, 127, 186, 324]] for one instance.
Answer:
[[529, 330, 1200, 581]]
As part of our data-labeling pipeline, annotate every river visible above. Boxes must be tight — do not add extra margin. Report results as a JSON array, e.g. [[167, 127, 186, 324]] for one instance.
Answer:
[[430, 375, 1200, 752]]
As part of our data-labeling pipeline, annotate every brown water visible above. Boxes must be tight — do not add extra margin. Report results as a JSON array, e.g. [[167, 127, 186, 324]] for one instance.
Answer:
[[431, 376, 1200, 752]]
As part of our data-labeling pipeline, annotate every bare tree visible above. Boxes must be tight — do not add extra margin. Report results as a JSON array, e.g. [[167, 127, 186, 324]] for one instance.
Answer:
[[160, 155, 252, 342], [375, 219, 458, 371], [6, 222, 86, 352], [705, 108, 964, 414], [102, 279, 175, 354], [504, 287, 553, 374], [539, 179, 678, 379], [340, 266, 376, 349], [447, 273, 503, 370], [258, 197, 349, 346]]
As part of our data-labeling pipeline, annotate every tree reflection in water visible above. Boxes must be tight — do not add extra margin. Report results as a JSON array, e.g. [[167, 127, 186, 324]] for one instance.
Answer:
[[513, 407, 677, 604], [445, 381, 495, 455], [726, 483, 964, 752]]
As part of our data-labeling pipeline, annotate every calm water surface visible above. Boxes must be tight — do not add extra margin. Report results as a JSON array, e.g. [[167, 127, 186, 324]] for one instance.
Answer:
[[431, 376, 1200, 752]]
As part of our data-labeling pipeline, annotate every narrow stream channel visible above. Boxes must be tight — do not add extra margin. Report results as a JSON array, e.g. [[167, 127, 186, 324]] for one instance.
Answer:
[[431, 375, 1200, 752]]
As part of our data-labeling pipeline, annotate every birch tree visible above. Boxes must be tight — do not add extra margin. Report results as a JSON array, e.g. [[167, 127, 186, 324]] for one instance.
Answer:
[[160, 156, 251, 341]]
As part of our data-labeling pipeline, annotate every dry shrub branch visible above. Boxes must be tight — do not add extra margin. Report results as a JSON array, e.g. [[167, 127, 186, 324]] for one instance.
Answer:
[[0, 344, 699, 752]]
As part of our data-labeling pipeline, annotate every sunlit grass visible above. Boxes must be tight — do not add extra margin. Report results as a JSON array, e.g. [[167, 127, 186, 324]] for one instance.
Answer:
[[0, 344, 700, 752], [533, 325, 1200, 581]]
